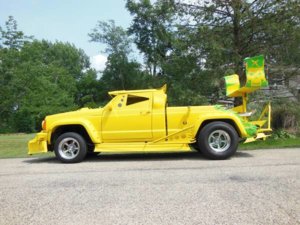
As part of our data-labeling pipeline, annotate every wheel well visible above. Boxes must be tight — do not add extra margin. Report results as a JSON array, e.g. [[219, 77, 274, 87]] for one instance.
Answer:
[[50, 125, 94, 151], [197, 119, 241, 138]]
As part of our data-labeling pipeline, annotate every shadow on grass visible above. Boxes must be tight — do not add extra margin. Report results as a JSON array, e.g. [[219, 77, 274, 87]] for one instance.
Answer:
[[23, 150, 253, 164]]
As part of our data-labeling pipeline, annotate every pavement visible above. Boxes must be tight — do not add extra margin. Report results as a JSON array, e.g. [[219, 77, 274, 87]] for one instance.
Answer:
[[0, 148, 299, 225]]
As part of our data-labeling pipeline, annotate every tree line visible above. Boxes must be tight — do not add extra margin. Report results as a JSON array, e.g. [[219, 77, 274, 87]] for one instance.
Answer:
[[0, 0, 299, 133]]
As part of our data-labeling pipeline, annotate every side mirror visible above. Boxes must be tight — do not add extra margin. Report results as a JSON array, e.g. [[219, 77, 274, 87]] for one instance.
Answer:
[[106, 105, 112, 112]]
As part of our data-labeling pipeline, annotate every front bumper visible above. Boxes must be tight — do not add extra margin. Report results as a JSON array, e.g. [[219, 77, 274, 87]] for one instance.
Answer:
[[28, 132, 48, 155]]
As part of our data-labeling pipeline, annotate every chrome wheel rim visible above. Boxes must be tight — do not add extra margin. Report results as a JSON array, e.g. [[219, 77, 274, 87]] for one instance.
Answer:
[[208, 130, 231, 152], [58, 138, 80, 160]]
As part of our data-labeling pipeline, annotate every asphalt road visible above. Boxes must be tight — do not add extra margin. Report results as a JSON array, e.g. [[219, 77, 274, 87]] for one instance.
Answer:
[[0, 149, 299, 225]]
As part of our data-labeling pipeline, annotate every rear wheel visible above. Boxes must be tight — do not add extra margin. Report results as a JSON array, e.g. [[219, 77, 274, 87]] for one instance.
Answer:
[[54, 132, 87, 163], [197, 122, 238, 159]]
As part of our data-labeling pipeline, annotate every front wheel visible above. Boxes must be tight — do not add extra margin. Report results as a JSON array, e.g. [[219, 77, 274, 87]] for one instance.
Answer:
[[54, 132, 87, 163], [196, 122, 239, 160]]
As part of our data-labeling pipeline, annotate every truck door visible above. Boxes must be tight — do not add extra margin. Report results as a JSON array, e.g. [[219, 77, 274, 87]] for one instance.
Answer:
[[101, 93, 152, 141]]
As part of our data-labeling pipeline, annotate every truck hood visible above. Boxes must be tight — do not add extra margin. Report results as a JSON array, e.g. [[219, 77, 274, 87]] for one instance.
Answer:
[[46, 107, 104, 120]]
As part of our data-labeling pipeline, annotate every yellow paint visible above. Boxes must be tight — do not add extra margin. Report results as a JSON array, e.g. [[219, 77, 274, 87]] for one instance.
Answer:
[[224, 74, 240, 97], [224, 55, 271, 144], [244, 133, 271, 143], [28, 85, 249, 155], [225, 55, 267, 98], [28, 132, 48, 154], [29, 56, 272, 154]]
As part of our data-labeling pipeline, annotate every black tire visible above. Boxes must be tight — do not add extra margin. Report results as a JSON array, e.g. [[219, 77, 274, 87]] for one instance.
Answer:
[[87, 151, 100, 156], [191, 143, 201, 153], [197, 122, 239, 160], [54, 132, 87, 163]]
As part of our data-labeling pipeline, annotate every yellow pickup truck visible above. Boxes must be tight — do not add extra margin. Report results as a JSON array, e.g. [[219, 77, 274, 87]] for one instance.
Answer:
[[28, 55, 271, 163]]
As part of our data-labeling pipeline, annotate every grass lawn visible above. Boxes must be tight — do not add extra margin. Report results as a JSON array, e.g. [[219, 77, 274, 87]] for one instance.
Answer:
[[239, 137, 300, 150], [0, 134, 54, 158], [0, 133, 299, 158]]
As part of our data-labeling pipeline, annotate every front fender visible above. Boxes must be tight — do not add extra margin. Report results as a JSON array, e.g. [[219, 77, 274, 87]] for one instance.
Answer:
[[47, 119, 100, 144]]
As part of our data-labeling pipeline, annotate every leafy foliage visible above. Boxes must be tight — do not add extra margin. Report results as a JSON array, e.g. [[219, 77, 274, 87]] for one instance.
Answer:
[[271, 129, 296, 140], [1, 0, 300, 134], [0, 16, 33, 49], [0, 17, 95, 132], [89, 20, 132, 55], [176, 0, 300, 76], [89, 19, 151, 101], [126, 0, 175, 76]]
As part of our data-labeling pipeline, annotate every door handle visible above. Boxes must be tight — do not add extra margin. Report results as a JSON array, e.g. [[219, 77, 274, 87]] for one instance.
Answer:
[[140, 111, 150, 115]]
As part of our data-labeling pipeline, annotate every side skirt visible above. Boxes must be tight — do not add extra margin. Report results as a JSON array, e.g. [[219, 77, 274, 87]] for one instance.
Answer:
[[94, 142, 192, 153]]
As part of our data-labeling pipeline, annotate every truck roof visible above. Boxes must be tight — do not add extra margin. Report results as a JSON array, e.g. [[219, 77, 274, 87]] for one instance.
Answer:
[[108, 85, 167, 96]]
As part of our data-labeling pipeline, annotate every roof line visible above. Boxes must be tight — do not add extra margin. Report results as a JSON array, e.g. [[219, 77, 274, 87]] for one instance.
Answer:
[[108, 85, 167, 96]]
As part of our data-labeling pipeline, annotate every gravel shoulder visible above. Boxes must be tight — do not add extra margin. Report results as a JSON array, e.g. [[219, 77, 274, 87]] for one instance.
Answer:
[[0, 148, 299, 225]]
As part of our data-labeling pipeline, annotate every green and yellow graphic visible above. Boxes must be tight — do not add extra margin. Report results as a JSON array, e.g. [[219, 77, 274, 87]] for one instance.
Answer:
[[225, 55, 268, 97], [224, 55, 272, 143]]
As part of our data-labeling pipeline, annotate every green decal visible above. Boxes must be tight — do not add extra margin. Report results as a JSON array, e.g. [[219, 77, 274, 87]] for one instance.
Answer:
[[261, 80, 269, 87], [245, 55, 264, 68], [245, 80, 252, 87], [243, 122, 258, 137], [214, 105, 258, 137]]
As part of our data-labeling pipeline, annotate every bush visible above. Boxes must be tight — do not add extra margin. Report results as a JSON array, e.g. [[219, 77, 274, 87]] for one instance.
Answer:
[[271, 129, 296, 140], [271, 101, 300, 134], [247, 99, 300, 137]]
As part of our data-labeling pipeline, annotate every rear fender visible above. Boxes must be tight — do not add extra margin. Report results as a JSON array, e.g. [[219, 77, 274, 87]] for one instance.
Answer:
[[194, 116, 248, 138]]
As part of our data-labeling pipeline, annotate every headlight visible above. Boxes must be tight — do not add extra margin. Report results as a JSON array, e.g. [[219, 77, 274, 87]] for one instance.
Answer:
[[42, 120, 46, 130]]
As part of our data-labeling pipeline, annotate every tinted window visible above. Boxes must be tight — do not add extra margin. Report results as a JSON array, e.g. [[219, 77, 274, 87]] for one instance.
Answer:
[[126, 95, 149, 106]]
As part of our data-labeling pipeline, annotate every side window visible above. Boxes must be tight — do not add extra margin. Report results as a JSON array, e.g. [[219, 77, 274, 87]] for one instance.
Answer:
[[126, 95, 149, 106]]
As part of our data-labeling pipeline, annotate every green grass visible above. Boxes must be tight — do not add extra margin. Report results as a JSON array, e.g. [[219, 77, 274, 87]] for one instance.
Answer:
[[0, 134, 53, 158], [0, 133, 299, 158], [239, 137, 300, 150]]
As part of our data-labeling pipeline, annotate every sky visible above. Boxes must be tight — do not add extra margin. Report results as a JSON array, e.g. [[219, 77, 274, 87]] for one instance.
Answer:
[[0, 0, 133, 70]]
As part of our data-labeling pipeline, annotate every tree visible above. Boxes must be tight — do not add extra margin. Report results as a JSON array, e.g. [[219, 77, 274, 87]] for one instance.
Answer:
[[89, 19, 148, 96], [89, 20, 132, 56], [0, 16, 104, 133], [102, 53, 149, 90], [0, 39, 93, 132], [0, 16, 33, 131], [0, 48, 18, 132], [123, 0, 300, 105], [176, 0, 300, 81], [19, 40, 90, 80], [76, 69, 103, 107], [0, 16, 32, 49], [126, 0, 175, 76], [125, 0, 216, 105]]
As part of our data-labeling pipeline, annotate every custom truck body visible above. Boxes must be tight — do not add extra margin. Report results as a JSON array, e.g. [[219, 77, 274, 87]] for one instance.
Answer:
[[28, 55, 271, 163]]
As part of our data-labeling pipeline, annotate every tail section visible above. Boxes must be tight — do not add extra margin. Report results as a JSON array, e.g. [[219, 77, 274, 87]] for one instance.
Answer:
[[224, 55, 272, 143]]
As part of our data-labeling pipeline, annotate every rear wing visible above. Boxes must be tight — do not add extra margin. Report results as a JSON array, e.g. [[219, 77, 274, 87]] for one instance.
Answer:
[[224, 55, 268, 98], [224, 55, 272, 142]]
